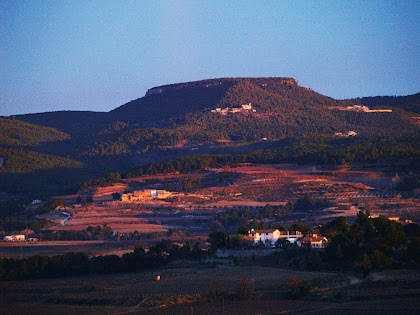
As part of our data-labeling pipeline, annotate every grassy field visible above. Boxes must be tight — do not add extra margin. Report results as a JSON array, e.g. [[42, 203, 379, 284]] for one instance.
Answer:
[[1, 264, 418, 314], [30, 163, 418, 242]]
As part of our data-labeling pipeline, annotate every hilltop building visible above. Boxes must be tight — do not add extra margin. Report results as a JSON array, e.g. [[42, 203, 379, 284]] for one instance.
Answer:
[[241, 103, 253, 110], [211, 103, 256, 115], [340, 105, 392, 113]]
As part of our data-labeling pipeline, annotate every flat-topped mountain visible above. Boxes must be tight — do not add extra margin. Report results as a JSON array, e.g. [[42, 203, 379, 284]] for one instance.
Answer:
[[13, 77, 336, 129], [2, 77, 419, 195], [13, 77, 418, 134]]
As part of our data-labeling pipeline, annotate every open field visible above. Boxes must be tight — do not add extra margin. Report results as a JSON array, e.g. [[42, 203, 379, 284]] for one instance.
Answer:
[[2, 164, 417, 259], [50, 164, 419, 233], [0, 240, 144, 258], [0, 163, 419, 314], [0, 162, 417, 261], [0, 264, 418, 314]]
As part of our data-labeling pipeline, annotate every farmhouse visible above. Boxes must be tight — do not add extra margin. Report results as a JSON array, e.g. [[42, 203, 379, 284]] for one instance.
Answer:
[[248, 229, 303, 246], [155, 190, 172, 199], [301, 234, 328, 248], [121, 189, 172, 202], [249, 229, 280, 246], [3, 234, 26, 242], [278, 230, 303, 244]]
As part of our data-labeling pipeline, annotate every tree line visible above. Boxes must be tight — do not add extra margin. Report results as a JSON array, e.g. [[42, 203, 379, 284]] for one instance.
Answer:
[[325, 211, 419, 274], [0, 241, 205, 281], [1, 214, 418, 280], [0, 217, 52, 234], [79, 135, 419, 192], [40, 225, 114, 241]]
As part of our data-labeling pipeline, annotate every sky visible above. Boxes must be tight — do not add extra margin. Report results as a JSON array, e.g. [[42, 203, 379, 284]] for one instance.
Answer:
[[1, 1, 419, 116]]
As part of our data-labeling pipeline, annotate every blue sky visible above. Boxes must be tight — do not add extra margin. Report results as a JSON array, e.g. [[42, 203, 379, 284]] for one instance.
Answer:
[[1, 1, 419, 116]]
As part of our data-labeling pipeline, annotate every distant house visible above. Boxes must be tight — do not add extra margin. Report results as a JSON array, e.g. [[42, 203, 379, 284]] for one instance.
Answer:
[[334, 131, 358, 137], [278, 230, 303, 244], [28, 235, 38, 242], [301, 234, 328, 248], [248, 229, 303, 246], [3, 234, 26, 242], [249, 229, 280, 246], [121, 189, 172, 202], [241, 103, 252, 110], [155, 190, 172, 199]]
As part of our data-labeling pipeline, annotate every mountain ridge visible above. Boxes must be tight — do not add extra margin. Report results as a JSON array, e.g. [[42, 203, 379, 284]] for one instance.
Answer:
[[2, 77, 418, 195], [11, 77, 419, 130]]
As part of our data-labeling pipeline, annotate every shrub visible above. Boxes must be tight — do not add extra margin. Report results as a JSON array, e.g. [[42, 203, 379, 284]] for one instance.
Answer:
[[283, 276, 312, 298]]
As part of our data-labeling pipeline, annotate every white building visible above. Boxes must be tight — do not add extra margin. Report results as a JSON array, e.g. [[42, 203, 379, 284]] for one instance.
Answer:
[[249, 229, 280, 246], [241, 103, 252, 110], [248, 229, 303, 246], [278, 230, 303, 244], [3, 234, 26, 242]]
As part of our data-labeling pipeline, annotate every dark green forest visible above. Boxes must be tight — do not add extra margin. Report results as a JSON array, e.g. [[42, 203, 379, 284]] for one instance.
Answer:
[[0, 241, 205, 281], [0, 117, 70, 146], [352, 92, 420, 114]]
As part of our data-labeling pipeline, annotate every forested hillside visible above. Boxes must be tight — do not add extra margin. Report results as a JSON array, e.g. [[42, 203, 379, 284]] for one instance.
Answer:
[[351, 93, 420, 114], [0, 148, 82, 173], [0, 117, 70, 146], [11, 111, 109, 139], [2, 77, 419, 196]]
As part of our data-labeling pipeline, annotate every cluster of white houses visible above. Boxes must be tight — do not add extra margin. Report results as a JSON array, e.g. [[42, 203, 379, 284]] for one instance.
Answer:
[[248, 229, 327, 248]]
